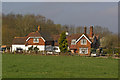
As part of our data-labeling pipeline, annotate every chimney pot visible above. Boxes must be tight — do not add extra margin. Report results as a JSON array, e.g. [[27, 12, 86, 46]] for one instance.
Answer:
[[90, 26, 93, 37], [84, 26, 87, 34]]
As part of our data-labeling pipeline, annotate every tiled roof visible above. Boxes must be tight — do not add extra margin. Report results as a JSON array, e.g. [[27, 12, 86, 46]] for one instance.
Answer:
[[13, 31, 54, 45], [67, 34, 82, 46], [27, 31, 53, 41], [39, 31, 53, 41], [27, 31, 42, 38], [67, 33, 82, 40], [51, 33, 94, 47], [12, 37, 26, 44], [12, 31, 99, 46]]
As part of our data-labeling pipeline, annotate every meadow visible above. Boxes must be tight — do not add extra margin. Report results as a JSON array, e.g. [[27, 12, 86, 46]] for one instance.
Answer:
[[2, 53, 118, 78]]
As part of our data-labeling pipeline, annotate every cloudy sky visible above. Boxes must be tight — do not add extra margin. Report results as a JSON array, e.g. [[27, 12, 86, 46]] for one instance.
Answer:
[[2, 2, 118, 33]]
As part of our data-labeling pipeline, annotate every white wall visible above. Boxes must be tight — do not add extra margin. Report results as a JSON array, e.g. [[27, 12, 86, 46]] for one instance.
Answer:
[[12, 45, 45, 52], [12, 45, 26, 52]]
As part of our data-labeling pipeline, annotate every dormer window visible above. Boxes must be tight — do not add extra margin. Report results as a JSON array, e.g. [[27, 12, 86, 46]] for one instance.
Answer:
[[81, 39, 87, 45], [71, 39, 76, 45], [33, 38, 39, 43]]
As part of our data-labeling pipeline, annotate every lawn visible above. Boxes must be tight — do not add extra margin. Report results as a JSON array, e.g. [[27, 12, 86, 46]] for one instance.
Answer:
[[2, 53, 118, 78]]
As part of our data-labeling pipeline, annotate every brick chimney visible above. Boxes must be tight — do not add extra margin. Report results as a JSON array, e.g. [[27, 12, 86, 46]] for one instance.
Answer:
[[90, 26, 93, 37], [84, 26, 87, 34]]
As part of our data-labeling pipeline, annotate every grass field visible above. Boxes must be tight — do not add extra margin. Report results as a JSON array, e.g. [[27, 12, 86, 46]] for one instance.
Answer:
[[2, 53, 118, 78]]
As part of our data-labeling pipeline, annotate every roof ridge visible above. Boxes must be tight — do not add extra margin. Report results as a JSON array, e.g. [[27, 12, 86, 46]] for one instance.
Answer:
[[26, 31, 41, 38]]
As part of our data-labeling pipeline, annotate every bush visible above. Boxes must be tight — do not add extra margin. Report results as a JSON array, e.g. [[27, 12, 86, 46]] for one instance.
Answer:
[[34, 46, 39, 54], [90, 48, 96, 54], [103, 49, 112, 54], [28, 46, 39, 54], [102, 48, 119, 56], [28, 45, 33, 52]]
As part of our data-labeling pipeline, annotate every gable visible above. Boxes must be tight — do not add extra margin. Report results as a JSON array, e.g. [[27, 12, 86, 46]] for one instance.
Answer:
[[26, 37, 45, 45], [26, 37, 45, 42], [27, 31, 53, 41], [67, 34, 82, 46], [75, 34, 92, 44]]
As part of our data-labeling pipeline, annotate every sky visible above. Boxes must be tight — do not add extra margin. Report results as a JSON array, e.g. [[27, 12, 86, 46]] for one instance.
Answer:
[[2, 0, 120, 2], [2, 2, 118, 33]]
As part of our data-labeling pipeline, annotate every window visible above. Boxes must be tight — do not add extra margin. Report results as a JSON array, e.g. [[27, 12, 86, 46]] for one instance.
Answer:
[[81, 39, 87, 45], [71, 39, 76, 45], [33, 38, 39, 43], [79, 48, 88, 54]]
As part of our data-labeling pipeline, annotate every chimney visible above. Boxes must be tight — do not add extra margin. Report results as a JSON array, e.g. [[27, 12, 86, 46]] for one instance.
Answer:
[[90, 26, 93, 37], [84, 26, 87, 34]]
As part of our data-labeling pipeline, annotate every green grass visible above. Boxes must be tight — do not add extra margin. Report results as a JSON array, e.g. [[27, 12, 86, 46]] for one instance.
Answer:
[[2, 53, 118, 78]]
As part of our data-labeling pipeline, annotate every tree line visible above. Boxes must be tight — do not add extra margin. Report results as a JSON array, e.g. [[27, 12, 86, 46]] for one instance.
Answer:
[[2, 13, 119, 49], [2, 13, 61, 45]]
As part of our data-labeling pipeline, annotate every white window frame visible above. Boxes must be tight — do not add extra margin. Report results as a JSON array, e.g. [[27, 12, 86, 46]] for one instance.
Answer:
[[79, 48, 88, 54], [71, 39, 76, 45], [81, 39, 87, 45], [33, 38, 39, 43]]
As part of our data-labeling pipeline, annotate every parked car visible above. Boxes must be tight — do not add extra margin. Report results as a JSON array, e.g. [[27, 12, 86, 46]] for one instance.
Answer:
[[91, 53, 99, 57], [46, 51, 53, 55], [53, 52, 59, 55], [15, 48, 23, 53]]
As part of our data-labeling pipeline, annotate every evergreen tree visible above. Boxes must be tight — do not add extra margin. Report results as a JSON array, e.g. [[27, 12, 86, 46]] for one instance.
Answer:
[[58, 32, 68, 53]]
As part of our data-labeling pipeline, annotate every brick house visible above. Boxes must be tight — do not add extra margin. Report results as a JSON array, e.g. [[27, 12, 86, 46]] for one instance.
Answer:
[[12, 26, 54, 52], [12, 25, 100, 55], [67, 26, 100, 55], [52, 26, 100, 55]]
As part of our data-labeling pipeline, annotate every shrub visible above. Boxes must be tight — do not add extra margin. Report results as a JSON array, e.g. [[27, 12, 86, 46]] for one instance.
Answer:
[[34, 46, 39, 54], [28, 45, 33, 52], [90, 48, 96, 54]]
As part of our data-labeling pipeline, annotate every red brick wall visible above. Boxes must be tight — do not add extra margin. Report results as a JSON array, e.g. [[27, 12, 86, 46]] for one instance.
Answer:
[[76, 37, 91, 55]]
